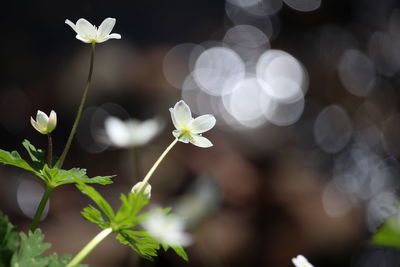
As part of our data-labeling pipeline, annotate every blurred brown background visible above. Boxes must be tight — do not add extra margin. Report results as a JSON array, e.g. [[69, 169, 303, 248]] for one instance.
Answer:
[[1, 0, 400, 266]]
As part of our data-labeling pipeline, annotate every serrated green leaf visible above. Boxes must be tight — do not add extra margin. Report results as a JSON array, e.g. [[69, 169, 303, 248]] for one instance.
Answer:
[[76, 183, 115, 220], [172, 246, 189, 262], [114, 193, 149, 229], [0, 211, 19, 267], [11, 229, 51, 266], [22, 139, 47, 171], [372, 215, 400, 248], [0, 149, 38, 175], [81, 205, 110, 229], [116, 229, 159, 261], [41, 166, 114, 187], [10, 228, 86, 267]]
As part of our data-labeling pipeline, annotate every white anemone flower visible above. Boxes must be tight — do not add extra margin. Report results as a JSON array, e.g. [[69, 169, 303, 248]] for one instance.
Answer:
[[104, 117, 162, 148], [142, 209, 192, 247], [170, 100, 216, 148], [292, 255, 314, 267], [131, 181, 152, 199], [65, 18, 121, 43], [30, 110, 57, 135]]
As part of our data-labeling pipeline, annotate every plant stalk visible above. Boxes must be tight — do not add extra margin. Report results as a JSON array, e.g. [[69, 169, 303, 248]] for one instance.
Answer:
[[57, 42, 96, 168], [47, 134, 53, 168], [137, 138, 178, 193], [67, 227, 113, 267], [30, 186, 53, 231]]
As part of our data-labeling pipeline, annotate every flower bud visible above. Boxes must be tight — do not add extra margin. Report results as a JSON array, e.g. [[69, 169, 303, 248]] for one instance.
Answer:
[[131, 181, 152, 199], [31, 110, 57, 134]]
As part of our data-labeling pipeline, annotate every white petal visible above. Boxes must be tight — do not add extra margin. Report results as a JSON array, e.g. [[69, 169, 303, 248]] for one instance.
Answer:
[[76, 18, 96, 39], [107, 33, 121, 39], [65, 19, 77, 33], [189, 114, 216, 134], [97, 18, 116, 39], [47, 110, 57, 132], [190, 134, 213, 148], [98, 33, 122, 43], [105, 117, 130, 147], [76, 35, 91, 43], [172, 100, 192, 128], [169, 108, 179, 129], [30, 117, 40, 132], [36, 110, 49, 128]]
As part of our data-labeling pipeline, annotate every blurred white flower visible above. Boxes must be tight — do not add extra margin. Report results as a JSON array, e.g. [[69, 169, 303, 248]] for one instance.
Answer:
[[131, 181, 152, 199], [170, 100, 216, 148], [104, 117, 162, 148], [292, 255, 314, 267], [142, 209, 192, 247], [65, 18, 121, 43], [30, 110, 57, 135]]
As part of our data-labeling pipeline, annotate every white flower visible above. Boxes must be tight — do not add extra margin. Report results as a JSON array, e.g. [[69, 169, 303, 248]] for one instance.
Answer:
[[131, 181, 152, 199], [104, 117, 162, 148], [65, 18, 121, 43], [169, 100, 216, 148], [292, 255, 314, 267], [142, 209, 192, 247], [31, 110, 57, 135]]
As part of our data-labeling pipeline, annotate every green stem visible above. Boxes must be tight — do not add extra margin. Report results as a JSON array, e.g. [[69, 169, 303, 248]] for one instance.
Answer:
[[47, 134, 53, 168], [57, 42, 96, 168], [30, 186, 53, 231], [137, 138, 178, 193], [67, 227, 113, 267]]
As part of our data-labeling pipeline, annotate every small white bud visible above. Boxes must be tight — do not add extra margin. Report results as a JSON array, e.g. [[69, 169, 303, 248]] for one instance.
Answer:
[[131, 181, 152, 199], [31, 110, 57, 135]]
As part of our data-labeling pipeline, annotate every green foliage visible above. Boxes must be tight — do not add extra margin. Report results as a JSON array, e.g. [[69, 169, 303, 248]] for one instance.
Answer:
[[0, 212, 19, 267], [22, 139, 47, 171], [0, 212, 83, 267], [116, 230, 159, 260], [81, 205, 110, 229], [77, 184, 190, 262], [40, 166, 114, 188], [10, 229, 85, 267], [372, 215, 400, 248], [0, 149, 38, 175], [76, 183, 115, 220], [171, 246, 189, 262], [0, 140, 114, 189], [114, 193, 149, 229]]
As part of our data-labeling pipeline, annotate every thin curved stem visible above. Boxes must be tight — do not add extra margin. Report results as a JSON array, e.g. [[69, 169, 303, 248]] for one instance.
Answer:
[[30, 186, 53, 231], [47, 134, 53, 168], [137, 138, 178, 193], [57, 42, 96, 168], [67, 227, 112, 267]]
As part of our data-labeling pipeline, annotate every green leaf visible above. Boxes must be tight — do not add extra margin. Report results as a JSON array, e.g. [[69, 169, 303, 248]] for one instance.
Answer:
[[40, 166, 114, 187], [81, 205, 110, 229], [372, 215, 400, 248], [172, 246, 189, 262], [22, 139, 47, 171], [0, 211, 19, 267], [10, 229, 86, 267], [0, 149, 38, 175], [76, 183, 115, 220], [114, 193, 149, 229], [116, 229, 159, 261], [10, 229, 51, 266]]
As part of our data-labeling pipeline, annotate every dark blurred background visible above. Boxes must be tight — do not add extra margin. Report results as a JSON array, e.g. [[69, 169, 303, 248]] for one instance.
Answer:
[[2, 0, 400, 266]]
